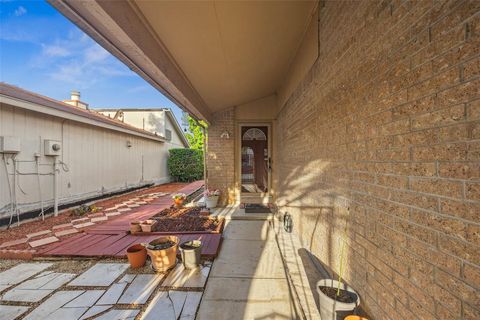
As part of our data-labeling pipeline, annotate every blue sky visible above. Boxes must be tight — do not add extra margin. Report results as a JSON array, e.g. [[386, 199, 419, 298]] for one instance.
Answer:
[[0, 0, 185, 124]]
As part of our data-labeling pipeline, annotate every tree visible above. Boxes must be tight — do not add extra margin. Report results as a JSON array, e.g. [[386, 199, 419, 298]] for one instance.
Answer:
[[182, 113, 207, 150]]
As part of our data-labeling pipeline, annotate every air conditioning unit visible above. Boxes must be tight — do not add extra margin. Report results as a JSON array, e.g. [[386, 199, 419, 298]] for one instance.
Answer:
[[44, 140, 61, 156], [0, 136, 20, 154]]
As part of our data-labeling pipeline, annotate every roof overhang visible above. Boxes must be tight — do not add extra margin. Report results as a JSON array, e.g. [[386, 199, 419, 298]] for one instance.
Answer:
[[49, 0, 317, 122]]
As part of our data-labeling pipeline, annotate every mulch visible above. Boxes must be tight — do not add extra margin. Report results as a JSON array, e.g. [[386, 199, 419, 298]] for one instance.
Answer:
[[0, 182, 188, 246], [150, 207, 222, 233]]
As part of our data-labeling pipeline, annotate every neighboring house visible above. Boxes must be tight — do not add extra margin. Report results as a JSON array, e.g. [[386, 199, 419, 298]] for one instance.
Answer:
[[94, 108, 188, 148], [0, 83, 188, 223]]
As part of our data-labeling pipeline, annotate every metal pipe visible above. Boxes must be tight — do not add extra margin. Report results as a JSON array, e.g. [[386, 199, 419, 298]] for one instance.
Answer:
[[53, 159, 58, 216]]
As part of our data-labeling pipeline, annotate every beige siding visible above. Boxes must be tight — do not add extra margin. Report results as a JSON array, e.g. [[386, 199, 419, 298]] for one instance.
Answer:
[[0, 103, 179, 219]]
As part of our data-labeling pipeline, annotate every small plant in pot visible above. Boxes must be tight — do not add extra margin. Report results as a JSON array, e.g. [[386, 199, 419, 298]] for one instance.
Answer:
[[317, 279, 360, 320], [146, 236, 179, 272], [172, 193, 187, 208], [204, 189, 221, 209]]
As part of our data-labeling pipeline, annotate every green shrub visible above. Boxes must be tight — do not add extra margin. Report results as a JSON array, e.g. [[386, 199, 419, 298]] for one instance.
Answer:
[[167, 148, 204, 182]]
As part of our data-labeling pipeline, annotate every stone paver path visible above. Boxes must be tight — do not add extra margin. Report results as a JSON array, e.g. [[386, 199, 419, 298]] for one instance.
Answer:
[[0, 305, 29, 320], [162, 263, 211, 288], [68, 263, 129, 287], [141, 290, 202, 320], [2, 271, 75, 302], [0, 263, 52, 289], [117, 274, 163, 305]]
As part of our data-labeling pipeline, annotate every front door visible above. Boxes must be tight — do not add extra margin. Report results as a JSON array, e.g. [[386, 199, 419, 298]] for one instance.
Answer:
[[239, 125, 271, 203]]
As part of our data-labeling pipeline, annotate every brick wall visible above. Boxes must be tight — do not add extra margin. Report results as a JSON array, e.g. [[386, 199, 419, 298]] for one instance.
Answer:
[[276, 1, 479, 319], [206, 107, 236, 205]]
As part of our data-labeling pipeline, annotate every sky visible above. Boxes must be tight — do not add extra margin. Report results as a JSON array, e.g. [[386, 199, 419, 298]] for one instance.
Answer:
[[0, 0, 186, 125]]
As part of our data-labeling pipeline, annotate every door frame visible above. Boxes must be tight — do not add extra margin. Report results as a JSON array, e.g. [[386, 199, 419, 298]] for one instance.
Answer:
[[236, 122, 272, 203]]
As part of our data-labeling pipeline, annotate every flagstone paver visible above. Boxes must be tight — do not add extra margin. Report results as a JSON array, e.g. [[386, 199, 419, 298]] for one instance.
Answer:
[[69, 263, 129, 287], [118, 274, 136, 284], [23, 290, 84, 320], [79, 305, 112, 320], [2, 272, 75, 302], [0, 263, 52, 288], [141, 291, 202, 320], [95, 308, 140, 320], [162, 263, 211, 288], [105, 211, 121, 217], [52, 223, 73, 230], [0, 238, 28, 249], [117, 208, 131, 212], [96, 283, 127, 305], [29, 236, 59, 248], [73, 222, 95, 229], [0, 305, 30, 320], [117, 274, 163, 305], [64, 289, 105, 308], [91, 216, 108, 222]]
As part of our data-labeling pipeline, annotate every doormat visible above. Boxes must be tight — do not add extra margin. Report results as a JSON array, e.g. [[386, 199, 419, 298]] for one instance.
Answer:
[[244, 204, 272, 213]]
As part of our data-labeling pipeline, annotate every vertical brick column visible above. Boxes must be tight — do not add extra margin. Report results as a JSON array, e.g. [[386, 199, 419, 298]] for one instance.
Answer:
[[206, 108, 235, 205]]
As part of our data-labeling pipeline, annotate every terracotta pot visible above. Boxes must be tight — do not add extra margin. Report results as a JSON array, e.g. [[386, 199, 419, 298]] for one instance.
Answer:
[[130, 221, 142, 234], [126, 244, 147, 269], [344, 316, 368, 320], [174, 199, 184, 208], [146, 236, 179, 272]]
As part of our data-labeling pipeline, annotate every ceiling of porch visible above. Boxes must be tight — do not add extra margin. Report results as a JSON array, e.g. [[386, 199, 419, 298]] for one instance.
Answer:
[[132, 1, 317, 112]]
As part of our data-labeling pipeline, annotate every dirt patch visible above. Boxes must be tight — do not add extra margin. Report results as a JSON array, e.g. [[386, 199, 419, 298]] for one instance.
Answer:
[[318, 286, 358, 304], [151, 207, 223, 233]]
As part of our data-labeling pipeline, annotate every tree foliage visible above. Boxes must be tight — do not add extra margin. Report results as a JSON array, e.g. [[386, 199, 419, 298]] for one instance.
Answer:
[[167, 148, 204, 182], [182, 113, 207, 150]]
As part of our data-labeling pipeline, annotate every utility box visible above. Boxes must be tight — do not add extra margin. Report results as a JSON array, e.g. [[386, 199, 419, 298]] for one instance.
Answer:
[[0, 136, 20, 154], [44, 140, 62, 156]]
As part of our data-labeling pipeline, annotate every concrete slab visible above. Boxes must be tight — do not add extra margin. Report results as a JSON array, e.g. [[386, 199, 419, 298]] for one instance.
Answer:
[[105, 211, 121, 217], [162, 263, 210, 288], [68, 263, 129, 287], [118, 274, 136, 284], [141, 290, 201, 320], [52, 223, 73, 230], [0, 263, 52, 287], [211, 239, 285, 279], [180, 291, 202, 320], [48, 307, 88, 319], [95, 309, 140, 320], [117, 274, 162, 305], [29, 236, 59, 248], [222, 220, 273, 240], [23, 290, 84, 320], [0, 305, 30, 320], [91, 216, 108, 222], [140, 291, 177, 320], [26, 230, 51, 239], [0, 238, 28, 248], [73, 222, 95, 229], [117, 208, 131, 212], [54, 228, 78, 237]]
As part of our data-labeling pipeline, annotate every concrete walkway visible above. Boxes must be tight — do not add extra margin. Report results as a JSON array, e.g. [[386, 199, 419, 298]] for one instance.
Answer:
[[197, 216, 299, 319]]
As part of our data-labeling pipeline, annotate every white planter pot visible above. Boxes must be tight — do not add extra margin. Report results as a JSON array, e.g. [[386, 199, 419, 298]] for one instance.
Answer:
[[205, 196, 219, 208], [316, 279, 360, 320]]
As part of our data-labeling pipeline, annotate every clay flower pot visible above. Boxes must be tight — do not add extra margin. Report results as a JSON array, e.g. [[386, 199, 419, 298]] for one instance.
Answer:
[[126, 244, 147, 269], [130, 221, 142, 234], [146, 236, 179, 272], [174, 198, 184, 208]]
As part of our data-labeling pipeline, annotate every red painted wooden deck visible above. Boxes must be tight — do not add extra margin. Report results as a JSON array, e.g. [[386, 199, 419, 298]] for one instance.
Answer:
[[36, 181, 222, 259]]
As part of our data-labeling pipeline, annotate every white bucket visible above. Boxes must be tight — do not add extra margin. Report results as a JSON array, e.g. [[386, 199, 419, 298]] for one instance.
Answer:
[[205, 195, 219, 208]]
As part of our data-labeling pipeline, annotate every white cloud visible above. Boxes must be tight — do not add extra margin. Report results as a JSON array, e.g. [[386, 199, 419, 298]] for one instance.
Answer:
[[14, 6, 26, 17], [42, 44, 70, 57], [84, 44, 109, 63]]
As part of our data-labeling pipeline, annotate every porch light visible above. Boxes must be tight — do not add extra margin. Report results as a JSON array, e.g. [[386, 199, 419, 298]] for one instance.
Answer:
[[220, 130, 230, 139]]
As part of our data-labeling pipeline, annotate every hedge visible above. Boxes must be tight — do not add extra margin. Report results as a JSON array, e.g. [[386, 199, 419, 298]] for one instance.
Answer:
[[167, 148, 204, 182]]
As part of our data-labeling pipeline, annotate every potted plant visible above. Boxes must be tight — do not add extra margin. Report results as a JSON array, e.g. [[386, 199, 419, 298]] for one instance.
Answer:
[[146, 236, 179, 272], [140, 219, 157, 232], [317, 279, 360, 320], [130, 221, 142, 234], [204, 189, 221, 209], [179, 240, 202, 269], [126, 244, 147, 268], [172, 193, 187, 208]]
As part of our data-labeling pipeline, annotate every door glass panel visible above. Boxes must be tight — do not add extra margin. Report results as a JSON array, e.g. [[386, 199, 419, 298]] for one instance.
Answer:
[[241, 126, 268, 193]]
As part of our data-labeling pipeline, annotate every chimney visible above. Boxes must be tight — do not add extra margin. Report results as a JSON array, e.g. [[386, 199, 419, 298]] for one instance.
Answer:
[[63, 90, 89, 110], [71, 90, 80, 101]]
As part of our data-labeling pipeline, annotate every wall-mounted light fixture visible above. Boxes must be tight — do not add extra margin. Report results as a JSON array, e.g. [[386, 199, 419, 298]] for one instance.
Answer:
[[126, 140, 132, 148], [220, 130, 230, 139]]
